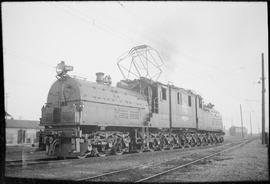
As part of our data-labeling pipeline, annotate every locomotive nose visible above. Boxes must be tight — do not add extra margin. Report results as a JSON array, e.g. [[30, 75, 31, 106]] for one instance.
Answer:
[[41, 77, 82, 125]]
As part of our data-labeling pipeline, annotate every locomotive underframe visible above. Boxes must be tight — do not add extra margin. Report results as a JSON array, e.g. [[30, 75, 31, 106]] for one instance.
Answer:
[[42, 124, 224, 158]]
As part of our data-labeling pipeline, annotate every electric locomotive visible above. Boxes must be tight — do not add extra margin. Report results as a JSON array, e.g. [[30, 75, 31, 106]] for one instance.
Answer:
[[40, 47, 224, 158]]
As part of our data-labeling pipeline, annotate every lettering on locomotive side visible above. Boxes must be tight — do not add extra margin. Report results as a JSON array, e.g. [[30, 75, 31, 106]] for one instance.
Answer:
[[114, 109, 140, 120], [129, 111, 139, 120]]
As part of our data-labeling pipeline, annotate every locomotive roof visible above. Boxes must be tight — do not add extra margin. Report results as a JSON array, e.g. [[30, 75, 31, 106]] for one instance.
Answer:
[[66, 75, 218, 113], [68, 75, 146, 99], [138, 77, 221, 113], [128, 77, 202, 98]]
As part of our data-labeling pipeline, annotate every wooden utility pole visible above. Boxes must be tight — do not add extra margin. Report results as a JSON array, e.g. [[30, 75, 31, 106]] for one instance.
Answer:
[[240, 104, 244, 138], [261, 53, 265, 144], [250, 112, 252, 136]]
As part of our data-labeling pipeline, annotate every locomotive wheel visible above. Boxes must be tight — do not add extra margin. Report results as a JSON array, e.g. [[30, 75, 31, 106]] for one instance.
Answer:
[[179, 140, 185, 149], [202, 138, 208, 146], [186, 144, 191, 148], [115, 149, 124, 155], [184, 143, 191, 148], [169, 143, 176, 150], [78, 151, 91, 159], [219, 137, 224, 143], [136, 145, 144, 153], [148, 143, 156, 152], [114, 143, 125, 155], [207, 137, 212, 145], [210, 137, 215, 145], [179, 143, 184, 149], [196, 140, 201, 147], [98, 151, 107, 157], [189, 138, 196, 147]]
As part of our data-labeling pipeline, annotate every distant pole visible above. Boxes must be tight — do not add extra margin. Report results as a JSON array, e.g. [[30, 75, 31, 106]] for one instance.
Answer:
[[250, 112, 252, 136], [261, 53, 265, 144], [168, 83, 172, 135], [240, 104, 244, 138]]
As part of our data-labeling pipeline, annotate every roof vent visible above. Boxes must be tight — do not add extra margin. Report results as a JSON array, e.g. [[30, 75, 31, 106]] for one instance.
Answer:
[[96, 72, 112, 85], [96, 72, 105, 84]]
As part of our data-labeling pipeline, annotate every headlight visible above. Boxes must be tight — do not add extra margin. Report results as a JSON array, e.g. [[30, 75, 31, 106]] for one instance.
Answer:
[[56, 61, 73, 77]]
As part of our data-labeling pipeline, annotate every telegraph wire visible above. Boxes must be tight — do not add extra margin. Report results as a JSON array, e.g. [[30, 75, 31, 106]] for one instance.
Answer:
[[3, 47, 55, 69], [51, 3, 143, 46], [67, 5, 144, 46]]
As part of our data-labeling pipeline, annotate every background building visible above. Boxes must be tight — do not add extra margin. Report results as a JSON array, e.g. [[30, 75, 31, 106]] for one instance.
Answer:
[[229, 126, 248, 137], [6, 119, 43, 145]]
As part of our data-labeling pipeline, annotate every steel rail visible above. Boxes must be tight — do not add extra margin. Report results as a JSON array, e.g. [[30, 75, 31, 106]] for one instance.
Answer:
[[76, 167, 136, 181], [135, 139, 252, 182]]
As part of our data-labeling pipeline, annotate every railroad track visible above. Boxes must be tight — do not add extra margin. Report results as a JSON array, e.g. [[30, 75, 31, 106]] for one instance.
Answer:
[[77, 138, 254, 182]]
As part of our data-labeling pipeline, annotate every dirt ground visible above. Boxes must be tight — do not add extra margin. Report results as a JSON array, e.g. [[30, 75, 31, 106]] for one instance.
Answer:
[[5, 145, 46, 161], [154, 138, 269, 182]]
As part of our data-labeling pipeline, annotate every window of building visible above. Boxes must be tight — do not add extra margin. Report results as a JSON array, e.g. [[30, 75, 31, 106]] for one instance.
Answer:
[[188, 95, 192, 107], [161, 87, 167, 100]]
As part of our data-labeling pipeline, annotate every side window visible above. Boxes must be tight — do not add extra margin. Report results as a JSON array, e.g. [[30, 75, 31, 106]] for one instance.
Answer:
[[162, 87, 167, 100], [177, 92, 182, 105], [199, 98, 202, 108], [188, 95, 192, 107]]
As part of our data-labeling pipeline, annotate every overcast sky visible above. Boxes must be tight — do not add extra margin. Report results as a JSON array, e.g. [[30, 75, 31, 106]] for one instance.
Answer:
[[2, 1, 268, 133]]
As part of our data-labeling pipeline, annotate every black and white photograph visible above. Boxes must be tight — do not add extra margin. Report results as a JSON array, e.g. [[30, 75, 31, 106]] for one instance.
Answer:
[[2, 1, 269, 183]]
